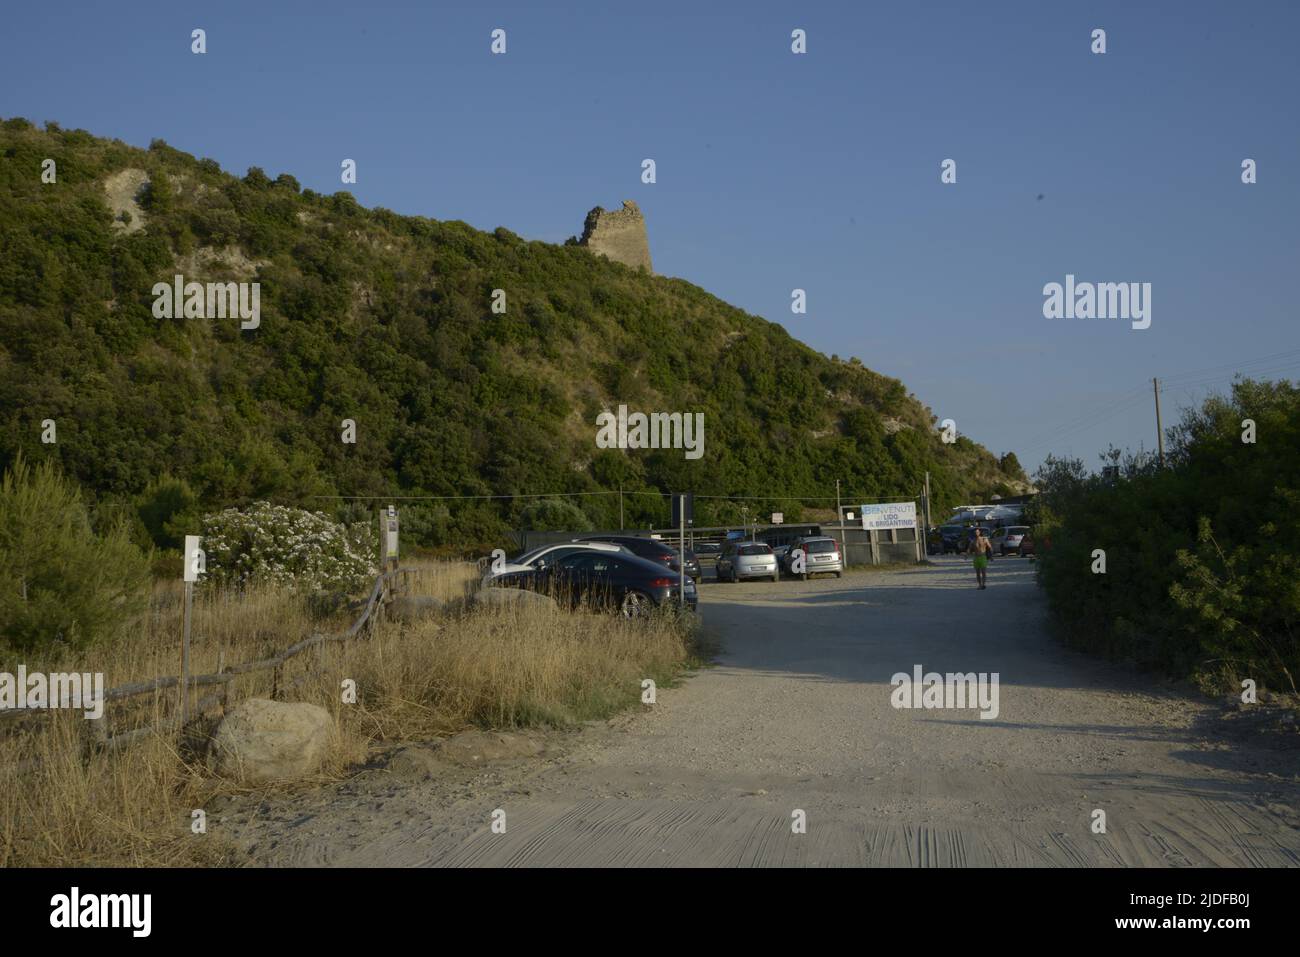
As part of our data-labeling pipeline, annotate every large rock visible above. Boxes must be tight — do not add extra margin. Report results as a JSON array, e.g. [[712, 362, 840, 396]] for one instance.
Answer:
[[473, 588, 557, 611], [209, 698, 333, 784], [387, 595, 444, 623]]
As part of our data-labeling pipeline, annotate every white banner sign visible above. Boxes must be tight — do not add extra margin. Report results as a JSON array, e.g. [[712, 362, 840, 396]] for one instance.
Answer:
[[859, 502, 917, 531]]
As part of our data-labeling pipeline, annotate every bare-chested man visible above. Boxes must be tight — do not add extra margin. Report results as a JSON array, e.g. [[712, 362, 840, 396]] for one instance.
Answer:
[[971, 527, 992, 589]]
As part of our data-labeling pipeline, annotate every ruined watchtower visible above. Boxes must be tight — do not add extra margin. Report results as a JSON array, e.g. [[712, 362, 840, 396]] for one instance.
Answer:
[[578, 200, 653, 273]]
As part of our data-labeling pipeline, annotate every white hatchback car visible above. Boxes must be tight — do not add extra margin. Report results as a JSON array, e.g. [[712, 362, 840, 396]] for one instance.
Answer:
[[716, 541, 779, 582], [481, 541, 626, 585], [781, 536, 844, 579]]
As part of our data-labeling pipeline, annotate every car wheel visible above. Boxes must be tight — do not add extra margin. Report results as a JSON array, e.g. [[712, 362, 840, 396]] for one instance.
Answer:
[[835, 571, 842, 578], [771, 574, 778, 583], [619, 590, 652, 619]]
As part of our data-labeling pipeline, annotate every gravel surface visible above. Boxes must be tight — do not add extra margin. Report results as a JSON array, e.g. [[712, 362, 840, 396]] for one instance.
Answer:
[[220, 556, 1300, 867]]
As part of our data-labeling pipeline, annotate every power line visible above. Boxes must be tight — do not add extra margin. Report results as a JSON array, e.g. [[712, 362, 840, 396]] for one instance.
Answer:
[[1157, 348, 1300, 387], [1018, 349, 1300, 458]]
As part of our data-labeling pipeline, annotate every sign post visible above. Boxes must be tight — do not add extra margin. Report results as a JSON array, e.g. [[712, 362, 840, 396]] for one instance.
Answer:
[[181, 535, 202, 724], [679, 496, 685, 608], [672, 493, 693, 609], [859, 502, 919, 566], [379, 505, 399, 571]]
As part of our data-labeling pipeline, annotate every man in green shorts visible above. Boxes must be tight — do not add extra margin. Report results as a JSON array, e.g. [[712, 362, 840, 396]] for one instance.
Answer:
[[971, 527, 992, 589]]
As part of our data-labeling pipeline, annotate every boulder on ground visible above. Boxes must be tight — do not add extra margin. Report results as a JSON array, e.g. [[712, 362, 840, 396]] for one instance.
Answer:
[[473, 588, 557, 611], [209, 698, 333, 785]]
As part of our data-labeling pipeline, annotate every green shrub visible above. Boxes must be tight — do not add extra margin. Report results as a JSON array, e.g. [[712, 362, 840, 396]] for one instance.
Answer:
[[0, 456, 150, 652], [1034, 379, 1300, 693], [135, 474, 201, 550], [516, 497, 593, 532]]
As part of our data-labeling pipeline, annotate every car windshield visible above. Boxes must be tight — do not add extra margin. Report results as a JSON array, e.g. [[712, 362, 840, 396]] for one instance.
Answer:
[[1007, 526, 1029, 534], [738, 544, 771, 555], [805, 540, 837, 553], [529, 546, 583, 565]]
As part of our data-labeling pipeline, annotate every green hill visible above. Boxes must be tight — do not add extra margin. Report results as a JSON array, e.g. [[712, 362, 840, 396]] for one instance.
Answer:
[[0, 118, 1028, 550]]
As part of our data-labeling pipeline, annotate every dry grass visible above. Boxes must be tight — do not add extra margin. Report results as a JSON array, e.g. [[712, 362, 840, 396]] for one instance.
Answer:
[[331, 597, 696, 741], [0, 560, 702, 866]]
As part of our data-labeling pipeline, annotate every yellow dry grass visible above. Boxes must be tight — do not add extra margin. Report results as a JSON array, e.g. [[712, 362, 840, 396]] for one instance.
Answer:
[[0, 560, 701, 866]]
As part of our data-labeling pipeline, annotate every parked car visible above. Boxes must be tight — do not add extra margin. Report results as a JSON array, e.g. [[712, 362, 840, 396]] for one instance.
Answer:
[[716, 541, 779, 582], [576, 535, 702, 580], [489, 549, 698, 617], [1018, 530, 1036, 557], [780, 535, 844, 579], [990, 525, 1029, 556], [935, 524, 965, 554], [692, 542, 723, 557], [481, 541, 625, 584]]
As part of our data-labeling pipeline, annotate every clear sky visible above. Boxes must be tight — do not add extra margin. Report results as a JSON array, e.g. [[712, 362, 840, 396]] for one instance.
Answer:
[[4, 0, 1297, 473]]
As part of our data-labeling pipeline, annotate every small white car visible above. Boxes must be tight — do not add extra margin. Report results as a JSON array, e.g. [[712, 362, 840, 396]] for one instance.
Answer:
[[990, 526, 1029, 556], [780, 536, 844, 579], [481, 541, 626, 585], [716, 541, 779, 582]]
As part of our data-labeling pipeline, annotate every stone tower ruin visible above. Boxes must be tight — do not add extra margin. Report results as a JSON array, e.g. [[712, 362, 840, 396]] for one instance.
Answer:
[[578, 200, 653, 273]]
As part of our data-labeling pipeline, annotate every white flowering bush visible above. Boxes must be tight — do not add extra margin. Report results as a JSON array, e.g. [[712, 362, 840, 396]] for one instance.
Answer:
[[200, 502, 376, 593]]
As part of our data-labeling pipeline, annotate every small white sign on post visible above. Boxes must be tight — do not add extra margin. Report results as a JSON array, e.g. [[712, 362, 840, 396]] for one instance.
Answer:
[[859, 502, 917, 531], [180, 534, 202, 723], [771, 512, 784, 525], [183, 535, 204, 582], [384, 505, 399, 563]]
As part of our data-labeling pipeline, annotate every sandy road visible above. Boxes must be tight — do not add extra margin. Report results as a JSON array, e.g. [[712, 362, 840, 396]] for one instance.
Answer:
[[230, 557, 1300, 867]]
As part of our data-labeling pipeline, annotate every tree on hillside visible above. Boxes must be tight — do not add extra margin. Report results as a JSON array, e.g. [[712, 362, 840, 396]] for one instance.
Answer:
[[0, 456, 150, 652]]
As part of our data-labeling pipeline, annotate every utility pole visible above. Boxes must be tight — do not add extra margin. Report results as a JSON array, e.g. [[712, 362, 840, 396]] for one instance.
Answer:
[[1153, 377, 1166, 468], [924, 470, 932, 541], [678, 493, 686, 609], [619, 486, 624, 530], [835, 479, 844, 559]]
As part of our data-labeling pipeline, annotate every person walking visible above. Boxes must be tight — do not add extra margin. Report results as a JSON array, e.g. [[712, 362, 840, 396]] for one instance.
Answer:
[[971, 527, 993, 589]]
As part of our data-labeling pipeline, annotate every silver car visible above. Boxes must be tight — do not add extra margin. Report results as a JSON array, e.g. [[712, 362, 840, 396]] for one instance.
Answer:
[[782, 536, 844, 579], [990, 525, 1029, 556], [716, 541, 779, 582]]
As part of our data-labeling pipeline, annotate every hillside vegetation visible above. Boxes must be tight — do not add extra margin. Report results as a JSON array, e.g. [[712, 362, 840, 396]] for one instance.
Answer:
[[0, 118, 1026, 551]]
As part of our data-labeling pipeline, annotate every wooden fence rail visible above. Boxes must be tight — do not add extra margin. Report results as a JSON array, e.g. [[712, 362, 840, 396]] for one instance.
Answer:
[[1, 567, 410, 754]]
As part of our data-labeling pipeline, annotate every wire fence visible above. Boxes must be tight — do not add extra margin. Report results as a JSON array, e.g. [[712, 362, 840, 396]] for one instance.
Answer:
[[0, 566, 410, 760]]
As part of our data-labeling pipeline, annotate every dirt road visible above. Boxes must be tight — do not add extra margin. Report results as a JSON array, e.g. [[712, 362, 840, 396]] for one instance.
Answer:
[[226, 557, 1300, 867]]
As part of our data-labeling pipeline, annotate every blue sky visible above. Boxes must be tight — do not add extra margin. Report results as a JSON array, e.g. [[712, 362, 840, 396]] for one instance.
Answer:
[[4, 0, 1298, 473]]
